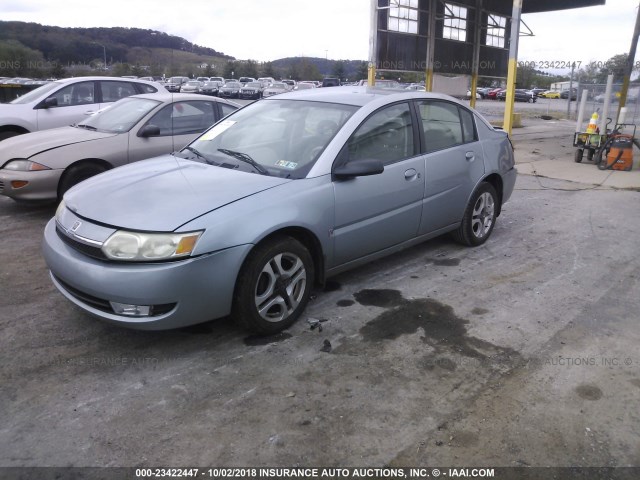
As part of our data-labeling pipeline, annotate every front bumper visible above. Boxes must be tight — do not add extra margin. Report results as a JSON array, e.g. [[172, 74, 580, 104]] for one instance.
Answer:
[[0, 168, 64, 201], [43, 218, 253, 330]]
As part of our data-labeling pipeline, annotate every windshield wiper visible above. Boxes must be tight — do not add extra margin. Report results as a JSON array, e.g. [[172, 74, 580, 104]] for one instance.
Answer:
[[74, 124, 97, 131], [217, 148, 269, 175], [183, 145, 214, 163]]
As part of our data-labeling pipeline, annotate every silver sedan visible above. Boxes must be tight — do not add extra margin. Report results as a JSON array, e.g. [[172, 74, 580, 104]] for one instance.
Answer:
[[0, 93, 239, 202], [43, 87, 516, 334]]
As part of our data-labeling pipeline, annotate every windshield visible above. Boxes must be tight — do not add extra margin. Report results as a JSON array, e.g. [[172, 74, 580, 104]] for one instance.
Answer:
[[168, 77, 183, 83], [246, 82, 262, 88], [270, 83, 286, 89], [224, 82, 241, 88], [78, 97, 161, 133], [10, 81, 62, 104], [184, 99, 357, 179]]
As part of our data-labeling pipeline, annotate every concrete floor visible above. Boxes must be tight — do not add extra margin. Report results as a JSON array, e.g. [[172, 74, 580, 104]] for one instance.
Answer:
[[0, 123, 639, 473]]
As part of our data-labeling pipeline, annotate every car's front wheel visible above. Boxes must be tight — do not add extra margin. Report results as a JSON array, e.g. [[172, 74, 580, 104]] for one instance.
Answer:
[[58, 162, 107, 199], [453, 182, 498, 247], [233, 236, 314, 334]]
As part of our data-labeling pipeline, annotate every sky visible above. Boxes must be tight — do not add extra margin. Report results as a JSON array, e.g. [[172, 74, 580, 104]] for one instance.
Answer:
[[2, 0, 639, 71]]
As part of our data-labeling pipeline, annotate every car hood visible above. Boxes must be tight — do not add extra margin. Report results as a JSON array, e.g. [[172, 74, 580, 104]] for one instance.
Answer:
[[0, 126, 117, 160], [65, 155, 291, 231]]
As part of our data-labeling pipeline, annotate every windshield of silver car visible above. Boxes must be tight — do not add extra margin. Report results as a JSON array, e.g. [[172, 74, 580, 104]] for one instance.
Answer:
[[184, 99, 357, 178], [77, 97, 161, 133]]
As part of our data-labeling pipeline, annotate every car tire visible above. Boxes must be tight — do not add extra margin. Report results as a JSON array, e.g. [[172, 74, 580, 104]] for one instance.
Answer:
[[453, 182, 498, 247], [0, 130, 24, 141], [233, 235, 314, 335], [574, 149, 584, 163], [58, 162, 107, 199]]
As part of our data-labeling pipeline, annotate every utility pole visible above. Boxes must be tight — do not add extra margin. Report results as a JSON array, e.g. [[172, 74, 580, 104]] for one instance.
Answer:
[[567, 62, 575, 119], [617, 1, 640, 121], [93, 42, 107, 71]]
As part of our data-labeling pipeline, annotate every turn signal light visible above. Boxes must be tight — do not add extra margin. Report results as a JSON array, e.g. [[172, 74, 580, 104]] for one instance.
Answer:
[[11, 180, 29, 189]]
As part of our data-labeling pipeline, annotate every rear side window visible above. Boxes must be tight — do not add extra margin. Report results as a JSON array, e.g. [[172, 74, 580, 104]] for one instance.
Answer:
[[220, 103, 237, 118], [145, 101, 217, 136], [100, 81, 138, 103], [418, 101, 463, 152], [460, 108, 477, 143], [136, 83, 158, 94]]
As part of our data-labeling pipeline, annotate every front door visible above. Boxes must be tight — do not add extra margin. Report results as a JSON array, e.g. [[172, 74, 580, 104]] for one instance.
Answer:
[[332, 102, 424, 267]]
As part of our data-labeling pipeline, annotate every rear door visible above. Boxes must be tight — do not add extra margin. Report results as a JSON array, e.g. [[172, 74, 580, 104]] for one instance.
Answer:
[[415, 100, 485, 235], [331, 102, 424, 266]]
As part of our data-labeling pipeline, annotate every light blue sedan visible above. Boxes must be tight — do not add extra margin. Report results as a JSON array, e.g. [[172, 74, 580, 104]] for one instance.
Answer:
[[43, 87, 516, 334]]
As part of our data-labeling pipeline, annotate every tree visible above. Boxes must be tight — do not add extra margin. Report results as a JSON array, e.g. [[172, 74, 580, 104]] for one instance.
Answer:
[[223, 60, 238, 79], [242, 59, 259, 79], [598, 53, 631, 83], [356, 61, 368, 81], [260, 61, 276, 78], [333, 61, 345, 81], [299, 58, 321, 80]]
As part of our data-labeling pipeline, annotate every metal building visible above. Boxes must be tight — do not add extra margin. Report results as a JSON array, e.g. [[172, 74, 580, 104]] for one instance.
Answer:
[[369, 0, 606, 132]]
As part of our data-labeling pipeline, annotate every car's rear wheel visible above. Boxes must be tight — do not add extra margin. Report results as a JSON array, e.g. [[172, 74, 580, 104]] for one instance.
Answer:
[[233, 236, 314, 335], [58, 162, 107, 199], [453, 182, 498, 247]]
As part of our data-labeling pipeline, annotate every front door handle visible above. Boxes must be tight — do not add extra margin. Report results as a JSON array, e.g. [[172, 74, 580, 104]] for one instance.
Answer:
[[404, 168, 419, 180]]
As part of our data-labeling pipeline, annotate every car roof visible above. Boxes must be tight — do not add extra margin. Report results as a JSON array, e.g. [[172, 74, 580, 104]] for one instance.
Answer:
[[54, 76, 160, 85], [268, 85, 465, 108], [127, 93, 239, 105]]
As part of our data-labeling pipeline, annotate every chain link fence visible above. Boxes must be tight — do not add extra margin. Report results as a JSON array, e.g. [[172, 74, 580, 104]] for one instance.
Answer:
[[575, 83, 640, 126]]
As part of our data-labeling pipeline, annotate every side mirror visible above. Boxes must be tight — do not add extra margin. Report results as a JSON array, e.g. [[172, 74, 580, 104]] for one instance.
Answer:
[[40, 97, 58, 109], [333, 159, 384, 179], [138, 124, 161, 138]]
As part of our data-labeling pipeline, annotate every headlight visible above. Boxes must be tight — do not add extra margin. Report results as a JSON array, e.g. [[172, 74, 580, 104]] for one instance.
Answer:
[[102, 230, 203, 261], [3, 159, 51, 171], [55, 199, 66, 222]]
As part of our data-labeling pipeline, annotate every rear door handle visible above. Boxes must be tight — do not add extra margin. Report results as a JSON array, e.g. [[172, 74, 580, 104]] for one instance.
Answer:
[[465, 151, 475, 161]]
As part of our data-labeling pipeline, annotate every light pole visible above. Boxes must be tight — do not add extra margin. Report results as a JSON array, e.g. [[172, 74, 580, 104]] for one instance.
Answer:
[[93, 42, 107, 71]]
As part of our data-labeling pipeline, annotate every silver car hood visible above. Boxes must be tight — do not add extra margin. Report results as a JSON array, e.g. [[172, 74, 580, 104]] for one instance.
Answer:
[[64, 156, 291, 231], [0, 126, 117, 160]]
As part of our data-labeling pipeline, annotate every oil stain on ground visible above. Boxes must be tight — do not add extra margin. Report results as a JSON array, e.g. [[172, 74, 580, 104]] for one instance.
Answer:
[[349, 289, 518, 363], [336, 299, 355, 307], [575, 384, 603, 401]]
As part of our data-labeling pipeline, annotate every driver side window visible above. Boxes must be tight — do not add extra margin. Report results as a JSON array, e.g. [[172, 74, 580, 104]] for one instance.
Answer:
[[346, 103, 414, 165]]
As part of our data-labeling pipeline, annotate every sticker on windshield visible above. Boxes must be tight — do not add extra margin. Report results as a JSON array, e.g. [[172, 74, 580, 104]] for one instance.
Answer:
[[275, 160, 298, 169], [200, 120, 236, 141]]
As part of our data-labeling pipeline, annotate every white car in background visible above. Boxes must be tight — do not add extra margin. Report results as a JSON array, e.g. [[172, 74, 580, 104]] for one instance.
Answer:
[[0, 76, 167, 141]]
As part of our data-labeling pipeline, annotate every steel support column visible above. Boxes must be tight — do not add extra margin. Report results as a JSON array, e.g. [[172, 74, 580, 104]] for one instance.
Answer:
[[470, 0, 483, 108], [368, 0, 378, 87], [425, 0, 437, 91], [502, 0, 522, 135]]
